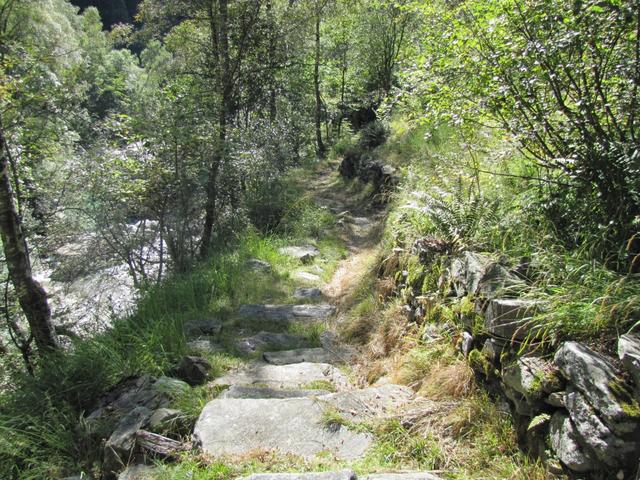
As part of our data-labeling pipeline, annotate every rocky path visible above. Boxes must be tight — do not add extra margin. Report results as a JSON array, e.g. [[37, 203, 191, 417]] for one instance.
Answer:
[[110, 166, 441, 480], [187, 168, 440, 479]]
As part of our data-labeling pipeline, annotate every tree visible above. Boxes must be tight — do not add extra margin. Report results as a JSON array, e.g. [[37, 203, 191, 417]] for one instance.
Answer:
[[0, 124, 58, 354]]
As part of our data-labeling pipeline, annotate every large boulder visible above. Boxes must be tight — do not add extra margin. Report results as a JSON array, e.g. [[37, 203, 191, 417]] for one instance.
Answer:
[[549, 411, 596, 472], [618, 333, 640, 387], [564, 388, 639, 467], [554, 342, 640, 435]]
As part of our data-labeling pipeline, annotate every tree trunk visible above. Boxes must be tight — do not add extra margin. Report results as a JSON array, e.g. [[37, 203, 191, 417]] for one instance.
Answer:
[[267, 0, 277, 121], [314, 8, 326, 158], [200, 0, 231, 258], [0, 124, 58, 354]]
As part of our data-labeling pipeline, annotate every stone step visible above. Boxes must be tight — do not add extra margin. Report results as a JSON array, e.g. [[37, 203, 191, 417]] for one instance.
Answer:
[[293, 287, 322, 299], [236, 331, 309, 354], [279, 245, 320, 264], [211, 361, 352, 391], [238, 473, 355, 480], [365, 474, 440, 479], [263, 347, 355, 366], [219, 386, 330, 399], [193, 397, 372, 461], [238, 304, 334, 322], [238, 473, 440, 480], [194, 385, 416, 462]]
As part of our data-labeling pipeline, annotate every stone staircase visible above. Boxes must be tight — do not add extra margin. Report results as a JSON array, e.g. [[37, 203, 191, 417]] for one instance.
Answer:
[[186, 295, 439, 479]]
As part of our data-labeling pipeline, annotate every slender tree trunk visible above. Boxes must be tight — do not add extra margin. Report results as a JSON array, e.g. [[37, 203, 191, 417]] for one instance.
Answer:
[[314, 8, 326, 158], [201, 0, 231, 258], [267, 0, 277, 121], [0, 124, 58, 354]]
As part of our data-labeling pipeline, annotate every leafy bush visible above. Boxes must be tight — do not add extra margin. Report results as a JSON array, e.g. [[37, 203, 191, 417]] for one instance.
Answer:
[[418, 0, 640, 251]]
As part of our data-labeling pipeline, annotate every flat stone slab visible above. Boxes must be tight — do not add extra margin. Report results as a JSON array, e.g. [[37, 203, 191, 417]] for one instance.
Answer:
[[295, 272, 322, 283], [279, 246, 320, 264], [365, 474, 440, 479], [320, 385, 414, 423], [263, 347, 355, 366], [238, 304, 334, 322], [211, 362, 352, 391], [219, 386, 330, 399], [239, 472, 355, 480], [194, 398, 372, 460], [294, 287, 322, 299], [236, 331, 309, 354]]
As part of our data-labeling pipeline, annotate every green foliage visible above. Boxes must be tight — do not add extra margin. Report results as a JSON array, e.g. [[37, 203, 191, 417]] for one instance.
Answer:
[[411, 0, 640, 248]]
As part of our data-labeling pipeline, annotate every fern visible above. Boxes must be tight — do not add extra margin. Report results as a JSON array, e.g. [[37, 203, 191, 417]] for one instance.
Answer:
[[422, 178, 498, 252]]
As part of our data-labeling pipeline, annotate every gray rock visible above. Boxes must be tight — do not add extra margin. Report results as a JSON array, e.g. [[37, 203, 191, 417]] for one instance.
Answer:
[[279, 245, 320, 264], [263, 347, 354, 366], [320, 384, 413, 423], [246, 259, 272, 271], [365, 474, 441, 480], [619, 333, 640, 386], [219, 386, 330, 399], [295, 271, 322, 283], [549, 411, 596, 472], [545, 392, 566, 408], [460, 332, 473, 357], [211, 362, 351, 391], [87, 375, 184, 424], [174, 356, 211, 386], [103, 406, 152, 478], [236, 331, 309, 354], [449, 252, 523, 298], [184, 318, 222, 337], [554, 341, 640, 435], [238, 304, 334, 322], [238, 472, 356, 480], [565, 387, 638, 467], [193, 398, 372, 460], [482, 338, 504, 363], [502, 356, 562, 401], [118, 465, 156, 480], [293, 287, 322, 299], [147, 408, 184, 432], [485, 299, 543, 341]]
